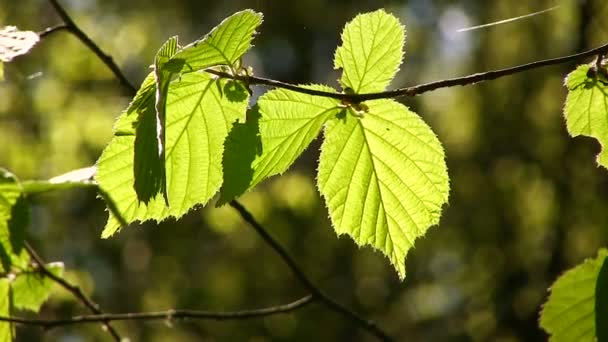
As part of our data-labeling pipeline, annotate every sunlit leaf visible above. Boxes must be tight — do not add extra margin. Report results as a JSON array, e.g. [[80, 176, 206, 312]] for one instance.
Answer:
[[0, 169, 29, 273], [96, 73, 249, 237], [563, 64, 608, 168], [0, 278, 13, 341], [540, 249, 608, 342], [172, 10, 263, 73], [0, 26, 39, 62], [334, 10, 404, 93], [317, 100, 449, 279], [11, 263, 63, 312], [219, 85, 341, 204]]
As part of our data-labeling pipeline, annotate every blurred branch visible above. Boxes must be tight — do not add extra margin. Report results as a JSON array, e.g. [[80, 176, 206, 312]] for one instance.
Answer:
[[206, 41, 608, 102], [229, 200, 393, 342], [24, 243, 123, 341], [0, 295, 313, 328], [45, 0, 136, 95]]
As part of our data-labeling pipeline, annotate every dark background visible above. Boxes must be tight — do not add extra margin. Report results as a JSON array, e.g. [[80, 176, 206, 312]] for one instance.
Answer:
[[1, 0, 607, 341]]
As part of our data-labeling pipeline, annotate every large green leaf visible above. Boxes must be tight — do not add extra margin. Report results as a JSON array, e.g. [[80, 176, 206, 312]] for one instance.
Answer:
[[0, 278, 12, 341], [540, 249, 608, 342], [563, 64, 608, 167], [219, 85, 341, 204], [0, 169, 29, 273], [334, 10, 404, 93], [172, 10, 263, 73], [96, 73, 249, 237], [317, 100, 449, 279], [11, 263, 63, 312]]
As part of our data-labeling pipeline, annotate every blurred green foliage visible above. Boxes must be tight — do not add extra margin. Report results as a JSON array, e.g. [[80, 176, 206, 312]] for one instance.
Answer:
[[1, 0, 608, 341]]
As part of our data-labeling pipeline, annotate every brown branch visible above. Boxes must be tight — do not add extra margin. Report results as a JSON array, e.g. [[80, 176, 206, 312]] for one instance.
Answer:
[[0, 295, 313, 329], [229, 200, 393, 342], [206, 41, 608, 102], [24, 243, 122, 341], [37, 24, 68, 38], [46, 0, 136, 95]]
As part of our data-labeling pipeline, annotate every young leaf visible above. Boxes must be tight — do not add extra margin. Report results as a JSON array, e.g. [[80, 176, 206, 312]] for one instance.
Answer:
[[334, 10, 404, 93], [317, 100, 449, 279], [540, 249, 608, 342], [563, 64, 608, 168], [11, 263, 64, 312], [0, 169, 29, 273], [219, 85, 341, 204], [0, 278, 13, 341], [96, 73, 249, 237], [172, 10, 263, 73], [0, 26, 40, 62]]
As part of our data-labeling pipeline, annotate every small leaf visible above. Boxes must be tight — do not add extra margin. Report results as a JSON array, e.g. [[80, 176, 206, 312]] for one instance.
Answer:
[[334, 10, 404, 93], [0, 278, 13, 341], [0, 26, 39, 62], [563, 64, 608, 168], [11, 263, 64, 312], [96, 73, 249, 237], [0, 169, 29, 273], [540, 249, 608, 342], [317, 100, 449, 279], [219, 85, 341, 204], [172, 10, 263, 73]]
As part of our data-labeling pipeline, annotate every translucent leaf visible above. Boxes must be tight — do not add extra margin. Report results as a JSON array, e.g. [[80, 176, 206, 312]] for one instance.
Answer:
[[540, 249, 608, 342], [0, 26, 39, 62], [563, 64, 608, 168], [0, 278, 13, 341], [219, 85, 341, 204], [96, 73, 249, 237], [334, 10, 404, 93], [172, 10, 263, 73], [11, 263, 63, 312], [0, 169, 29, 273], [597, 255, 608, 341], [317, 100, 449, 279]]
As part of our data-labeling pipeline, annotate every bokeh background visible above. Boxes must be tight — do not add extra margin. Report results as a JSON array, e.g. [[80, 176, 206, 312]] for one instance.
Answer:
[[1, 0, 608, 341]]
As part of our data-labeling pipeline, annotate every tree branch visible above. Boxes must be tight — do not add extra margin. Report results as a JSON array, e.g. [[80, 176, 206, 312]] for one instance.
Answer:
[[229, 200, 393, 342], [24, 243, 123, 341], [37, 24, 68, 38], [46, 0, 136, 95], [206, 41, 608, 102], [0, 295, 313, 329]]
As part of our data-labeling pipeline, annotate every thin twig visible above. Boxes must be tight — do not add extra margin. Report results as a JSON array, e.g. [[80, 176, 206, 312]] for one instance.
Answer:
[[37, 24, 69, 38], [46, 0, 136, 95], [229, 200, 393, 342], [206, 41, 608, 102], [0, 295, 313, 328], [24, 243, 122, 341]]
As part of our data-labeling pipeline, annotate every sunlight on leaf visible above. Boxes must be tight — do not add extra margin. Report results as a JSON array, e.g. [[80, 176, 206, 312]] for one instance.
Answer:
[[540, 249, 608, 342], [219, 85, 341, 204], [0, 278, 12, 341], [334, 10, 404, 93], [172, 10, 263, 73], [0, 26, 39, 62], [96, 73, 249, 237], [11, 263, 64, 312], [563, 64, 608, 168], [317, 100, 449, 279], [0, 169, 29, 273]]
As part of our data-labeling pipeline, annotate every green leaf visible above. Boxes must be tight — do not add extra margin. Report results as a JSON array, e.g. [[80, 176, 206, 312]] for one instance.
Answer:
[[540, 249, 608, 342], [0, 26, 40, 62], [219, 85, 341, 204], [597, 255, 608, 341], [317, 100, 449, 279], [334, 9, 404, 93], [563, 64, 608, 168], [96, 73, 249, 237], [0, 278, 13, 341], [11, 263, 63, 312], [172, 10, 263, 73], [0, 169, 29, 273]]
